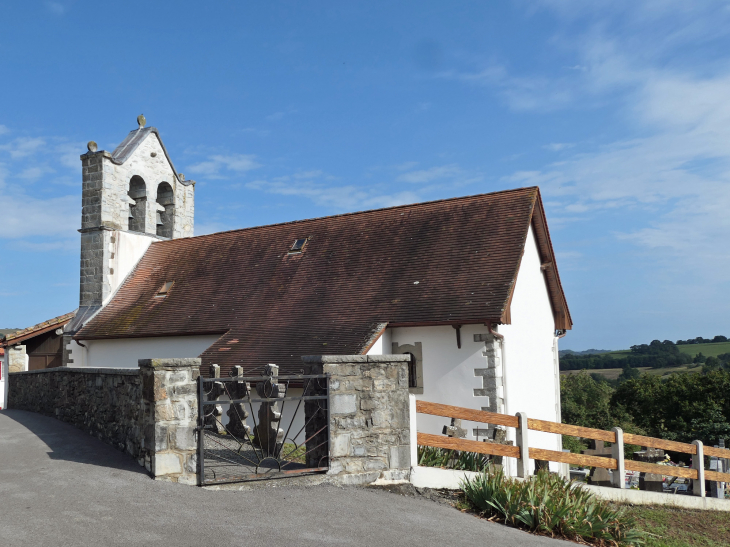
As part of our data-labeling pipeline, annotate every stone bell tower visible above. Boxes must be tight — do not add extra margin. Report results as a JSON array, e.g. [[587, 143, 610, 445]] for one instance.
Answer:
[[64, 116, 196, 359]]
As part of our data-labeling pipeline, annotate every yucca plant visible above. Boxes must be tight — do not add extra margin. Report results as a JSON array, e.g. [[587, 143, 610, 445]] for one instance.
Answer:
[[417, 445, 490, 472], [462, 467, 645, 546]]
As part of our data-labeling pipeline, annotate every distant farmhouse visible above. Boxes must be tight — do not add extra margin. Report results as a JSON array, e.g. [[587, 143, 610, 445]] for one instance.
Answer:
[[1, 119, 572, 461]]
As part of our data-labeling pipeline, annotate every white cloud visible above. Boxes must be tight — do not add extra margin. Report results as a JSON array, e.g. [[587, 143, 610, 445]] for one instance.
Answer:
[[0, 192, 77, 239], [0, 125, 9, 136], [187, 154, 261, 179], [543, 143, 575, 152], [396, 164, 462, 184], [247, 176, 421, 211], [0, 137, 46, 159], [45, 2, 65, 15]]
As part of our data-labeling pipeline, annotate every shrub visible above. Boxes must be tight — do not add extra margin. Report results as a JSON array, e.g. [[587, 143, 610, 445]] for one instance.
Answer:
[[461, 467, 644, 546]]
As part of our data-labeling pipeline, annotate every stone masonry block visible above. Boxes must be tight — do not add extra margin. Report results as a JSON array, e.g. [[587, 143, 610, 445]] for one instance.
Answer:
[[331, 394, 357, 415], [154, 453, 182, 476]]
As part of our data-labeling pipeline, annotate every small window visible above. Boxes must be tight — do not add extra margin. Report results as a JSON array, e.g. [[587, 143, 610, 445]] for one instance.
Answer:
[[156, 281, 174, 297], [289, 238, 308, 254], [406, 352, 418, 388]]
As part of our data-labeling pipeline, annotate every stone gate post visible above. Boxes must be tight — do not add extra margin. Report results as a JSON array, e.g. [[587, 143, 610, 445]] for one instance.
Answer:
[[302, 355, 412, 485], [139, 358, 199, 484]]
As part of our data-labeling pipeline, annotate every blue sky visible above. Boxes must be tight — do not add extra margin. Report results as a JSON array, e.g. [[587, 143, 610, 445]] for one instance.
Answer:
[[1, 1, 728, 350]]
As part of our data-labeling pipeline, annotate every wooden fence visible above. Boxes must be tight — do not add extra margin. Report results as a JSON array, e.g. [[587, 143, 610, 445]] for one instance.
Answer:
[[416, 400, 730, 497]]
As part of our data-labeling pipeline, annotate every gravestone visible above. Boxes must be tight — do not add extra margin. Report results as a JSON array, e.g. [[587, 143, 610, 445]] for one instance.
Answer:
[[483, 427, 513, 468], [442, 418, 467, 439], [252, 364, 286, 456], [204, 364, 226, 434], [226, 365, 252, 440], [583, 440, 613, 487], [634, 447, 665, 492]]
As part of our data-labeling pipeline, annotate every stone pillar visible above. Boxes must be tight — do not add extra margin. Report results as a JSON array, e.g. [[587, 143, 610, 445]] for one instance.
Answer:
[[302, 355, 412, 484], [7, 345, 27, 373], [139, 358, 199, 485]]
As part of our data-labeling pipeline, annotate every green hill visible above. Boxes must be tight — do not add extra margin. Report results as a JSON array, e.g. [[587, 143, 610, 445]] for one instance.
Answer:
[[676, 340, 730, 358]]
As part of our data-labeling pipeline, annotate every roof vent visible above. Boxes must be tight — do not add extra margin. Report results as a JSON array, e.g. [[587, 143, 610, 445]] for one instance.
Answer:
[[156, 281, 174, 297], [288, 238, 308, 254]]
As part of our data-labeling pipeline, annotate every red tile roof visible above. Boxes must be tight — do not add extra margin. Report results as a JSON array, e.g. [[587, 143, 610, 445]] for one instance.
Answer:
[[2, 312, 75, 346], [76, 187, 571, 375]]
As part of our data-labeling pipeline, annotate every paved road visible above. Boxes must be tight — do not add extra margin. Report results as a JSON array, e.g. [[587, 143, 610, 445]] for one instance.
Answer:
[[0, 410, 566, 546]]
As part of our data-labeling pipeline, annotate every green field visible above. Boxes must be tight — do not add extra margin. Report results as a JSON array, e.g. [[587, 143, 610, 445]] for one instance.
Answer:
[[676, 341, 730, 358], [560, 364, 705, 381], [599, 340, 730, 360]]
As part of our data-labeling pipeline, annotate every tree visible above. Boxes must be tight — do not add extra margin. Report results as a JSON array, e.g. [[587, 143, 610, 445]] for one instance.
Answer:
[[618, 366, 640, 382], [694, 352, 707, 364], [611, 370, 730, 447]]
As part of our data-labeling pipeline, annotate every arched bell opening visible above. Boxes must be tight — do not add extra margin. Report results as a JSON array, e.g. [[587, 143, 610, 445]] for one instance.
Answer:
[[128, 176, 147, 232], [155, 182, 175, 238]]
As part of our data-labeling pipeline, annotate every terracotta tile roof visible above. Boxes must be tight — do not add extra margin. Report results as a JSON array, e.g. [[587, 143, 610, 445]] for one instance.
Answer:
[[2, 312, 76, 346], [76, 187, 571, 375]]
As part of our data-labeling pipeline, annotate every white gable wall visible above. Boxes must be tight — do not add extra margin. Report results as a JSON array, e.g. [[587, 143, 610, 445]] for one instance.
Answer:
[[500, 224, 562, 473], [368, 225, 562, 476]]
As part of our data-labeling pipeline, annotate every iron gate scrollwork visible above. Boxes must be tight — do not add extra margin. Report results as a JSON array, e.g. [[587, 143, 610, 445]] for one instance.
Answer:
[[196, 364, 330, 485]]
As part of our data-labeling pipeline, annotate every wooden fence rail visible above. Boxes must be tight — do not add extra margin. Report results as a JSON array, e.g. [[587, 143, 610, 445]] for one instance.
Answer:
[[415, 400, 730, 498]]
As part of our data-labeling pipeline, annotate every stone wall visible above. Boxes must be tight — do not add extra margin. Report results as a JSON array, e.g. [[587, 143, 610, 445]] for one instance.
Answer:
[[8, 358, 199, 484], [139, 359, 199, 485], [9, 367, 143, 455], [302, 355, 412, 484], [7, 345, 27, 373]]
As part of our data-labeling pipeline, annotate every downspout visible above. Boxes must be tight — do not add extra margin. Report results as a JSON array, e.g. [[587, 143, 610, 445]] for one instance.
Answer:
[[553, 330, 567, 421]]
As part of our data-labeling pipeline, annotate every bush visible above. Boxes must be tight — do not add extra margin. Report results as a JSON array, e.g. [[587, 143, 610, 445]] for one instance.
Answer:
[[417, 445, 489, 472], [461, 467, 644, 545]]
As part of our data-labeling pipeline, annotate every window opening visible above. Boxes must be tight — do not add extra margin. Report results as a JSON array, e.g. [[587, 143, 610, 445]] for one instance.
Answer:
[[406, 352, 418, 388], [128, 176, 147, 232], [156, 281, 174, 297], [155, 182, 175, 238], [289, 238, 308, 254]]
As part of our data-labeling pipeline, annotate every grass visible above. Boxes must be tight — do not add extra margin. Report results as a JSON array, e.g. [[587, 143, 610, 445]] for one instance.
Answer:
[[628, 505, 730, 547]]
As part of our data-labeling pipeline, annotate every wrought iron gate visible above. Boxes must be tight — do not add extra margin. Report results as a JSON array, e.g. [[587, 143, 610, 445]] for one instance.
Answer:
[[196, 365, 330, 485]]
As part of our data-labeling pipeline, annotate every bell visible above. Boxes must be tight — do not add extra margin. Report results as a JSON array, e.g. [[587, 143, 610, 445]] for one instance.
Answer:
[[128, 205, 135, 219], [156, 212, 164, 226]]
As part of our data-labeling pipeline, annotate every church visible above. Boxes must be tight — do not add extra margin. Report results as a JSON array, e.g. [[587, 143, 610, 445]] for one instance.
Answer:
[[3, 118, 572, 460]]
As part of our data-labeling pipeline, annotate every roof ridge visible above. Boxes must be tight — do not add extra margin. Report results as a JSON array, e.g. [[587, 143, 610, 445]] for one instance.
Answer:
[[4, 311, 76, 342], [156, 186, 539, 244]]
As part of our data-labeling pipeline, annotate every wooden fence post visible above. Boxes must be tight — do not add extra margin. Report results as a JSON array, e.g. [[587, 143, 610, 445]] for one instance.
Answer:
[[692, 440, 705, 498], [611, 427, 625, 489], [516, 412, 529, 478]]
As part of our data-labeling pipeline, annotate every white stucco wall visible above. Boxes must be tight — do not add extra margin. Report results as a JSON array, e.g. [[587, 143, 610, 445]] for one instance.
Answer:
[[69, 335, 221, 369], [500, 224, 562, 473], [105, 230, 156, 304], [369, 324, 495, 441], [0, 352, 7, 410]]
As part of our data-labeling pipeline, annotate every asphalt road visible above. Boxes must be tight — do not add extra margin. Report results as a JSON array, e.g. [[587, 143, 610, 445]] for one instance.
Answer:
[[0, 410, 566, 546]]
